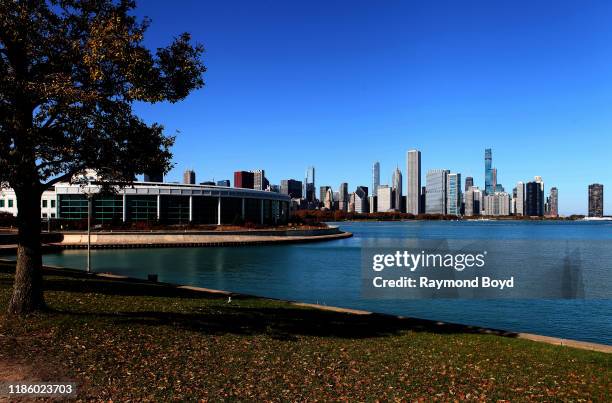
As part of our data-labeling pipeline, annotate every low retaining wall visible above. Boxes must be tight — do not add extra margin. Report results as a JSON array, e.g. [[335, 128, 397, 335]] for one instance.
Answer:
[[55, 226, 350, 248]]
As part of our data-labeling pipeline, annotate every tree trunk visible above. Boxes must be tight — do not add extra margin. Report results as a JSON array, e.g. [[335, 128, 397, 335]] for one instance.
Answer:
[[7, 186, 46, 314]]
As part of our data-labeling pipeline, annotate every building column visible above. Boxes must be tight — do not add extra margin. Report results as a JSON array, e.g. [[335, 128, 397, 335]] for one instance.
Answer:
[[189, 195, 193, 223], [122, 194, 127, 222], [241, 198, 245, 219], [260, 200, 264, 224], [217, 196, 222, 226], [156, 194, 161, 220]]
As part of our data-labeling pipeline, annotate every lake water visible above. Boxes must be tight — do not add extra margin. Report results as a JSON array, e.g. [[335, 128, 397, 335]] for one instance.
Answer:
[[38, 221, 612, 345]]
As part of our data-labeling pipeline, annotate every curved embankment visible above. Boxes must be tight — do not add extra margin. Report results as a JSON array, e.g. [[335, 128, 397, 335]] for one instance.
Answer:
[[53, 226, 352, 249]]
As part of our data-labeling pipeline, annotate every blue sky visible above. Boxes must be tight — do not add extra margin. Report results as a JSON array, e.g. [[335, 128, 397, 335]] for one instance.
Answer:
[[132, 1, 612, 215]]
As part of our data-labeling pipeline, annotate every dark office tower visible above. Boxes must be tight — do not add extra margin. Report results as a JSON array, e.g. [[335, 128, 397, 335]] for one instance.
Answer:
[[525, 181, 544, 216], [588, 184, 604, 217], [183, 169, 196, 184], [338, 182, 349, 211], [465, 176, 474, 191], [234, 171, 255, 189], [280, 179, 302, 198], [547, 187, 559, 217], [216, 180, 230, 187], [484, 148, 493, 194], [143, 170, 163, 183]]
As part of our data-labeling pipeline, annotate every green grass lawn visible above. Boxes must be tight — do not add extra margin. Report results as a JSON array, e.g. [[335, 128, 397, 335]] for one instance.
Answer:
[[0, 263, 609, 401]]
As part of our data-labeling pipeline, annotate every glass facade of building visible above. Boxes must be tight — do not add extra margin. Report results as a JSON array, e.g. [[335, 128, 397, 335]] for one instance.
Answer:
[[160, 196, 190, 224], [94, 195, 123, 223], [446, 173, 461, 216], [58, 194, 89, 220], [127, 195, 157, 222], [425, 169, 449, 214], [56, 192, 289, 225], [484, 148, 493, 194]]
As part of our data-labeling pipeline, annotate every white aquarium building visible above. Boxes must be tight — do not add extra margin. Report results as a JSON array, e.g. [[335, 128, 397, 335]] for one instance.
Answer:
[[1, 177, 290, 226]]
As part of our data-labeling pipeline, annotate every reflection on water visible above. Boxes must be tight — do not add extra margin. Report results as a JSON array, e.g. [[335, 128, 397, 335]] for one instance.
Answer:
[[39, 221, 612, 345]]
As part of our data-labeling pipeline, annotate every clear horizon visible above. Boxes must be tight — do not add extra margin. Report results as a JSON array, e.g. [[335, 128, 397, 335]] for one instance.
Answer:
[[131, 1, 612, 215]]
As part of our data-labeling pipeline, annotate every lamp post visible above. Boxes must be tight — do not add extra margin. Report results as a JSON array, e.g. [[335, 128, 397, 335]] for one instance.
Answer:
[[87, 194, 92, 273]]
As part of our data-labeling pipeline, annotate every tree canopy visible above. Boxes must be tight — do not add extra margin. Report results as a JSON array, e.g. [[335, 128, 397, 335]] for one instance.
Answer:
[[0, 0, 206, 191]]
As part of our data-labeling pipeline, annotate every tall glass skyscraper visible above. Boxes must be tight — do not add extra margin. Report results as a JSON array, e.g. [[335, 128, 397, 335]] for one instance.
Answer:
[[304, 166, 315, 203], [425, 169, 449, 214], [484, 148, 493, 194], [406, 150, 421, 215], [372, 162, 380, 194], [446, 172, 462, 216], [392, 167, 403, 211]]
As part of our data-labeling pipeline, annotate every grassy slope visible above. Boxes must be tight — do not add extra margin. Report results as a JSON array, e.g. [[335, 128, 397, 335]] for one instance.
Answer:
[[0, 267, 609, 401]]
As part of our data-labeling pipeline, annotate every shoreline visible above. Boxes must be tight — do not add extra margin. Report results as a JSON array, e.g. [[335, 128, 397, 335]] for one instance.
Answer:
[[0, 227, 352, 251], [2, 259, 609, 353]]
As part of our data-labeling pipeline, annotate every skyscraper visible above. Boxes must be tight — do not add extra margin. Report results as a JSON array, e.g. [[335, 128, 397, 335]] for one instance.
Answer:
[[354, 186, 369, 213], [324, 188, 334, 210], [483, 192, 511, 216], [465, 176, 474, 191], [588, 184, 604, 217], [183, 169, 196, 184], [234, 171, 254, 189], [446, 172, 462, 216], [253, 169, 266, 190], [464, 186, 482, 216], [369, 195, 377, 213], [304, 166, 316, 203], [280, 179, 302, 198], [484, 148, 493, 194], [372, 162, 380, 195], [534, 176, 544, 192], [406, 150, 421, 215], [348, 193, 356, 213], [515, 181, 525, 216], [525, 181, 544, 216], [392, 167, 402, 211], [216, 179, 230, 187], [319, 186, 331, 205], [426, 169, 449, 214], [377, 185, 393, 212], [547, 187, 559, 217], [338, 182, 349, 211], [491, 168, 498, 191]]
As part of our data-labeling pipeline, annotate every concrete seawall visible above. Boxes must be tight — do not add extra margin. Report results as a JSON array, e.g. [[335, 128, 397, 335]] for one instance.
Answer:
[[55, 226, 352, 248]]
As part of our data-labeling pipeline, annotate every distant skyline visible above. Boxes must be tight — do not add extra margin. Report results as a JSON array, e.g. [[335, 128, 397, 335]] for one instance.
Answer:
[[131, 1, 612, 215]]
